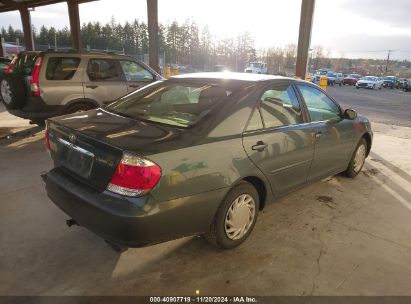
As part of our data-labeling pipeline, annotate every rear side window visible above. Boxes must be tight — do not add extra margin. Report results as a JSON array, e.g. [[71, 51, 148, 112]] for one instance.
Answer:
[[45, 57, 81, 80], [259, 83, 303, 128], [87, 59, 121, 81]]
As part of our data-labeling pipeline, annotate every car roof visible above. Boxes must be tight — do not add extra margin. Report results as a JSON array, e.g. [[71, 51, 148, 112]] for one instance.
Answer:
[[171, 72, 292, 82]]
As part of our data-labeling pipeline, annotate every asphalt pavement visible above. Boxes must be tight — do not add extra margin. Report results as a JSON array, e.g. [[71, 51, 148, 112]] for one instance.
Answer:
[[327, 85, 411, 127]]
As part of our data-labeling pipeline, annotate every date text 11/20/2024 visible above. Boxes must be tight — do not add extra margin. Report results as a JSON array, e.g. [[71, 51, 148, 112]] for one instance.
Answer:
[[149, 296, 258, 303]]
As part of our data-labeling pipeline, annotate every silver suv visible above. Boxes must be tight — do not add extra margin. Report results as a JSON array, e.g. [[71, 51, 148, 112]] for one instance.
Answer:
[[0, 51, 162, 125]]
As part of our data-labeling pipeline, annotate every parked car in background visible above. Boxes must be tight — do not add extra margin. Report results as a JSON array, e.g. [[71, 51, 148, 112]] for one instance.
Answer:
[[403, 79, 411, 92], [382, 76, 398, 89], [326, 72, 342, 86], [314, 68, 331, 81], [343, 74, 362, 86], [356, 76, 383, 90], [397, 78, 407, 89], [0, 51, 161, 125], [244, 62, 267, 74], [43, 72, 373, 249]]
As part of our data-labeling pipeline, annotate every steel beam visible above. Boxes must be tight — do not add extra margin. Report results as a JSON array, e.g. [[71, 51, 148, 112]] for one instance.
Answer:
[[0, 36, 4, 57], [19, 6, 35, 51], [67, 0, 81, 50], [295, 0, 315, 79], [147, 0, 159, 72]]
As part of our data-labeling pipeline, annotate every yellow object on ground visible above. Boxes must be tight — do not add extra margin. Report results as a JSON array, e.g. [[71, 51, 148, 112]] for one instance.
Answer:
[[320, 75, 328, 91]]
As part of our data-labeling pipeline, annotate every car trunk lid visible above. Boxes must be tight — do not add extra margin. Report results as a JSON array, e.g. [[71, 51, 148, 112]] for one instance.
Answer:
[[47, 108, 183, 191]]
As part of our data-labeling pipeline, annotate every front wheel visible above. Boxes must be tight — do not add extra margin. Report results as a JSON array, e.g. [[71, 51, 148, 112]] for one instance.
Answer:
[[203, 181, 259, 249], [344, 138, 367, 178]]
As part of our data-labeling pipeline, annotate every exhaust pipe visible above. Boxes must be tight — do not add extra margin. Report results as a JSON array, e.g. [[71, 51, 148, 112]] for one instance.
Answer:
[[66, 219, 77, 227]]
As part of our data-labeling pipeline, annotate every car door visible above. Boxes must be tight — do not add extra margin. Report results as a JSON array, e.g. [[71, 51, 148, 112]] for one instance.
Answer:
[[296, 83, 355, 182], [118, 59, 156, 93], [242, 81, 315, 195], [83, 58, 128, 106]]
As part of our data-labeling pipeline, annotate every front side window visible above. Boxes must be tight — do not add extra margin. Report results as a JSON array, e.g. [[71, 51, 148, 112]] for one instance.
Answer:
[[297, 85, 341, 122], [87, 59, 121, 81], [46, 57, 81, 80], [258, 83, 303, 128], [119, 60, 153, 81], [106, 82, 232, 127]]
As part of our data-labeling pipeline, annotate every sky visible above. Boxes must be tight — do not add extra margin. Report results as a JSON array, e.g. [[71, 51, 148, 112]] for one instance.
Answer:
[[0, 0, 410, 60]]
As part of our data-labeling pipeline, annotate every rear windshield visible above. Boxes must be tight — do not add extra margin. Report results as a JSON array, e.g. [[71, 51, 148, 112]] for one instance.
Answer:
[[106, 81, 233, 127], [46, 57, 81, 80]]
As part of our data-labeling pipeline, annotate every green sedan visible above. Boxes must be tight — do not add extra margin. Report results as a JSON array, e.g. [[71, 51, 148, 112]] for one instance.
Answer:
[[43, 73, 372, 249]]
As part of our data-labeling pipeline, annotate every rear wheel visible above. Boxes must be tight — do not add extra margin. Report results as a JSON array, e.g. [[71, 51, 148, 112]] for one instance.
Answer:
[[344, 138, 367, 178], [0, 74, 27, 109], [204, 181, 259, 249]]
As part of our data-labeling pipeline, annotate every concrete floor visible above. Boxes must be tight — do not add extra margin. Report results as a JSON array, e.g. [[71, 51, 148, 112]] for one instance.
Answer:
[[1, 88, 411, 295]]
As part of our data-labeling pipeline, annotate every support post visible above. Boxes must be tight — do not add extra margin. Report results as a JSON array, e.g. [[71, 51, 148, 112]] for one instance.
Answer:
[[67, 0, 81, 50], [147, 0, 159, 72], [19, 6, 34, 51], [0, 36, 4, 57], [295, 0, 315, 79]]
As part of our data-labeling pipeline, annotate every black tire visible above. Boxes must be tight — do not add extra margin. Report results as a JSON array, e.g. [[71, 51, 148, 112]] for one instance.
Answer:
[[0, 74, 27, 109], [344, 138, 367, 178], [65, 102, 97, 114], [203, 181, 259, 249]]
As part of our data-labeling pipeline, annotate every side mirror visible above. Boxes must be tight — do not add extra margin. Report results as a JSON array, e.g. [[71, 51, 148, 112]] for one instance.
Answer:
[[343, 108, 357, 120]]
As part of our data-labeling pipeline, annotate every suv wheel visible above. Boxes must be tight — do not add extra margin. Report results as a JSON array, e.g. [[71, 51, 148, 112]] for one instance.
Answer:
[[0, 74, 27, 109], [204, 181, 259, 249]]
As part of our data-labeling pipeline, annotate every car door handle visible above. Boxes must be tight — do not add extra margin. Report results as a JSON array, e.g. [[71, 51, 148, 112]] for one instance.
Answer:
[[251, 141, 267, 152], [129, 84, 141, 88], [86, 85, 98, 89]]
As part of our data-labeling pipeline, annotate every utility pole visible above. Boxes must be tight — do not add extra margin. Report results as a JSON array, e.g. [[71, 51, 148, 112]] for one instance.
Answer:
[[385, 50, 392, 74], [295, 0, 316, 79]]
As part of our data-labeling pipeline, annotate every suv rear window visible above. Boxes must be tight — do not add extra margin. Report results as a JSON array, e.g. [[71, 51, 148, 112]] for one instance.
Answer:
[[10, 53, 39, 76], [46, 57, 81, 80]]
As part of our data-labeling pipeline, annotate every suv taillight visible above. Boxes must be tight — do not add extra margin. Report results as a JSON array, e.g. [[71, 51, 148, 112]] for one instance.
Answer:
[[30, 56, 43, 96], [107, 153, 161, 197], [4, 63, 14, 74]]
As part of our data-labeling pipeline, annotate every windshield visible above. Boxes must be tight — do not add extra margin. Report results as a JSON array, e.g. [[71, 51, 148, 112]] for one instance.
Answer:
[[106, 81, 233, 128], [364, 76, 376, 81], [250, 63, 261, 68], [327, 72, 336, 77], [385, 76, 395, 80]]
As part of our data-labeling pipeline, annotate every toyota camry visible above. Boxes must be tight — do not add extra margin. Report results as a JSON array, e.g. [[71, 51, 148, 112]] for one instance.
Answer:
[[43, 73, 372, 249]]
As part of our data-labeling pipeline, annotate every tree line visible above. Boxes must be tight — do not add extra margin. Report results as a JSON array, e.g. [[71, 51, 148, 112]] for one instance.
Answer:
[[1, 20, 410, 76]]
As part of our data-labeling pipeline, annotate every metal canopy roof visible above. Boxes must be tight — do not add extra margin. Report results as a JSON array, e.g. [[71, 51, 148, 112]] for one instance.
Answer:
[[0, 0, 95, 13]]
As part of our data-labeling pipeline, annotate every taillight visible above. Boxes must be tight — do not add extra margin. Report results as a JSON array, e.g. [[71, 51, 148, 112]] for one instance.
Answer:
[[30, 56, 43, 96], [107, 153, 161, 197], [4, 63, 14, 74], [44, 126, 51, 151]]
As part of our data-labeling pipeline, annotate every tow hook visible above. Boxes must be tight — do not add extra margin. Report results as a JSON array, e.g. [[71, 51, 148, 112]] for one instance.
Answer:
[[66, 219, 77, 227]]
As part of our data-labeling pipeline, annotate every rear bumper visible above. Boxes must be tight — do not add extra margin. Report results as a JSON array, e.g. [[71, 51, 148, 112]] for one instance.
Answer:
[[43, 168, 226, 247]]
